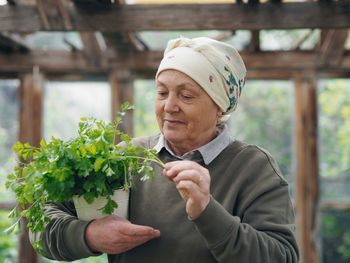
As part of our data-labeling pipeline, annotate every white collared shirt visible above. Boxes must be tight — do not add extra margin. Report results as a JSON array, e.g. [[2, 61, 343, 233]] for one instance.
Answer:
[[153, 125, 233, 165]]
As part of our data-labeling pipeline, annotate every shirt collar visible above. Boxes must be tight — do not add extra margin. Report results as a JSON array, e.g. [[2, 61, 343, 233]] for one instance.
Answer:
[[153, 125, 233, 165]]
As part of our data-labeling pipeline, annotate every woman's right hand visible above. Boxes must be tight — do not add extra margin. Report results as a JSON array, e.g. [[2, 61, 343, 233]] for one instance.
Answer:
[[85, 215, 160, 254]]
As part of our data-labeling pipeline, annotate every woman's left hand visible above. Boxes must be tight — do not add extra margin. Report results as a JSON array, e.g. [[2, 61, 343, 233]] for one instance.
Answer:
[[163, 160, 211, 220]]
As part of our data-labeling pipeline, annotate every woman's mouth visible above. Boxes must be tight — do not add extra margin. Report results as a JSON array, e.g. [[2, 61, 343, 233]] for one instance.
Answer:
[[164, 119, 185, 125]]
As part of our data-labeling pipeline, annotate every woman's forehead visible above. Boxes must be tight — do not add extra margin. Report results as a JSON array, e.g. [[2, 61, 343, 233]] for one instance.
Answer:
[[157, 70, 202, 90]]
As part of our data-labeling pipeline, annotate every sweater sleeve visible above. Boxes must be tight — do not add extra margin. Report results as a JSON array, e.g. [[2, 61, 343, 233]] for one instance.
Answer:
[[30, 201, 101, 261], [193, 146, 299, 263]]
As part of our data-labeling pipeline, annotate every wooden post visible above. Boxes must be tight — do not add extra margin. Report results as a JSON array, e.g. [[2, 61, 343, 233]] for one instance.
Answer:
[[294, 73, 319, 263], [18, 67, 44, 263], [109, 70, 134, 137]]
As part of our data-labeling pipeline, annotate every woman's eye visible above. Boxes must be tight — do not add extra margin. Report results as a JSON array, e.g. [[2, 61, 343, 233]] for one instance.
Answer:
[[157, 91, 168, 98], [181, 94, 194, 100]]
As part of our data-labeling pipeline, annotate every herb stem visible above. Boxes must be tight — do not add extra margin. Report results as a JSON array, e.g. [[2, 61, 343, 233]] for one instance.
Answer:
[[112, 155, 165, 169]]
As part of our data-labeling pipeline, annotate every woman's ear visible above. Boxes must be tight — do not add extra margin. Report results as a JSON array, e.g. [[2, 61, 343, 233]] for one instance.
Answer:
[[216, 109, 223, 125], [216, 107, 222, 118]]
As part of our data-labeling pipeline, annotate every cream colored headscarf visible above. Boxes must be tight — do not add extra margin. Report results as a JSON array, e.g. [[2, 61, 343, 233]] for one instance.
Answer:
[[156, 37, 247, 123]]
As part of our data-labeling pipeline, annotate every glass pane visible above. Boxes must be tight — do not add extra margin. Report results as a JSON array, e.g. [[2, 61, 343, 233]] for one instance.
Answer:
[[25, 32, 83, 51], [260, 29, 320, 51], [318, 79, 350, 201], [322, 209, 350, 263], [43, 81, 111, 140], [0, 79, 19, 201], [0, 80, 19, 262], [228, 80, 295, 197], [134, 80, 159, 137], [346, 33, 350, 50]]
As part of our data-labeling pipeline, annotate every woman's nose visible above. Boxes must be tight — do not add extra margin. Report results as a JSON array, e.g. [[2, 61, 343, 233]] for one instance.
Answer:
[[164, 94, 179, 113]]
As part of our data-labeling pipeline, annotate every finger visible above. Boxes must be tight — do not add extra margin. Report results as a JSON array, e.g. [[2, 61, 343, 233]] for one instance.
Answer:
[[175, 179, 194, 200], [172, 170, 203, 185], [163, 167, 174, 181], [164, 160, 185, 170], [178, 189, 189, 200], [164, 160, 198, 172], [176, 180, 202, 198], [122, 224, 160, 237], [177, 179, 210, 198], [164, 161, 203, 179]]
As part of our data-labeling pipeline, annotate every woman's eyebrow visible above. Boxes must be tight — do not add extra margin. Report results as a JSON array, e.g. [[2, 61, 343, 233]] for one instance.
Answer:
[[177, 82, 196, 88], [156, 80, 196, 90]]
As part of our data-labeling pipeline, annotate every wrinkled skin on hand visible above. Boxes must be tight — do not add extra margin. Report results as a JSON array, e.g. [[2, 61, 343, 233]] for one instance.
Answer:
[[163, 160, 211, 220], [85, 215, 160, 254]]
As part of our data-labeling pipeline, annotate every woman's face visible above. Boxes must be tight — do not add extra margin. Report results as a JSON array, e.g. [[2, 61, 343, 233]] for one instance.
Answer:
[[155, 70, 221, 155]]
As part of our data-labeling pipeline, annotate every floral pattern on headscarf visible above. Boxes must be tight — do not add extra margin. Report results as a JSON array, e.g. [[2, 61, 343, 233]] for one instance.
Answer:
[[224, 66, 246, 113]]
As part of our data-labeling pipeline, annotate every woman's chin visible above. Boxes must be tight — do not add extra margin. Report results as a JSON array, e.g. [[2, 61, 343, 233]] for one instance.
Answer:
[[163, 131, 186, 145]]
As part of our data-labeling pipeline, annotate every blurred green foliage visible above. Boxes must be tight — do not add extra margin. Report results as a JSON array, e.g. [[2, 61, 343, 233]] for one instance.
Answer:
[[319, 79, 350, 181], [322, 210, 350, 263], [0, 211, 17, 262], [0, 81, 18, 202], [227, 80, 294, 193], [134, 80, 158, 137], [318, 79, 350, 263]]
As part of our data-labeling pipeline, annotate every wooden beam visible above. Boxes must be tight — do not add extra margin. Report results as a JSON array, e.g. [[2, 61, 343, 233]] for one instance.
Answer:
[[127, 33, 149, 51], [317, 29, 349, 67], [0, 50, 111, 74], [2, 50, 350, 72], [1, 50, 350, 78], [2, 67, 349, 80], [19, 68, 43, 146], [110, 71, 122, 125], [103, 32, 137, 52], [248, 30, 260, 52], [18, 68, 43, 263], [80, 32, 103, 67], [321, 201, 350, 211], [109, 70, 134, 136], [56, 0, 73, 30], [35, 0, 72, 30], [74, 0, 113, 7], [294, 74, 319, 263], [13, 0, 36, 4], [1, 2, 350, 32]]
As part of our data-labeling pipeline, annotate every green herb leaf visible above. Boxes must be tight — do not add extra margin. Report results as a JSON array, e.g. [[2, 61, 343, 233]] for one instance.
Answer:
[[94, 158, 105, 172]]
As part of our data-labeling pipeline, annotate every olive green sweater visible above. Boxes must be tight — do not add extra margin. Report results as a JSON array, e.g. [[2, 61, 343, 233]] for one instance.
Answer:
[[34, 136, 299, 263]]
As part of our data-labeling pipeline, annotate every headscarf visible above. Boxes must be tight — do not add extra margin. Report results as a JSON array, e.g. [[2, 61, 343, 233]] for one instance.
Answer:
[[156, 37, 247, 122]]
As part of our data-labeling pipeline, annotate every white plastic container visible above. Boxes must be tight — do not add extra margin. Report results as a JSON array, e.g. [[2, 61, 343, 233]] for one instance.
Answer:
[[73, 189, 129, 220]]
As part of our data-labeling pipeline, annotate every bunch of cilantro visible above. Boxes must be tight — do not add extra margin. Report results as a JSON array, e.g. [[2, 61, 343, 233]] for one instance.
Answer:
[[5, 103, 164, 246]]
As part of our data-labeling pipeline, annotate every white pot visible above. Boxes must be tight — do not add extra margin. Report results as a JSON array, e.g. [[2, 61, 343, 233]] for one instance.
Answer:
[[73, 189, 129, 220]]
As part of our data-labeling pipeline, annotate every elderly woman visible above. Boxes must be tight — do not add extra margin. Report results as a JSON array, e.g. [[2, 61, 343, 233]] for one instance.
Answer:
[[35, 37, 299, 263]]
